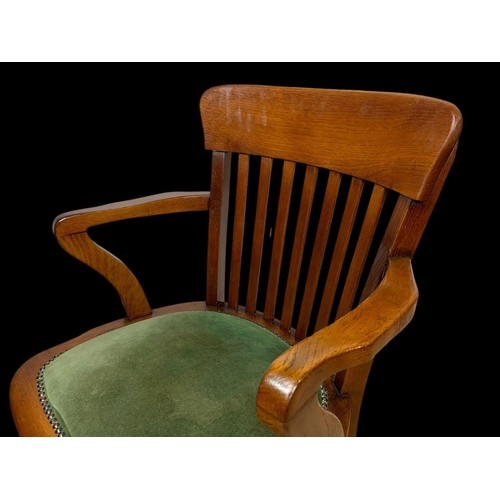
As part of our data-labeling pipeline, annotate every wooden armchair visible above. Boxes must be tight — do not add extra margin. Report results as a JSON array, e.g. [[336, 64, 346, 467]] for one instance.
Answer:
[[10, 85, 462, 437]]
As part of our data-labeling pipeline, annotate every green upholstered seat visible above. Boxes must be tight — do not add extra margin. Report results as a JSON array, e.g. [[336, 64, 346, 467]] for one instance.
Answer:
[[42, 311, 290, 437]]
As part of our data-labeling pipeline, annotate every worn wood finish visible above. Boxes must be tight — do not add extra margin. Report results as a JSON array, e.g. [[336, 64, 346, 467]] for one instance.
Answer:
[[315, 177, 364, 331], [228, 154, 249, 310], [280, 165, 319, 334], [201, 85, 462, 201], [54, 192, 210, 320], [246, 157, 273, 315], [256, 258, 418, 436], [207, 152, 231, 306], [295, 171, 342, 339], [263, 161, 295, 322]]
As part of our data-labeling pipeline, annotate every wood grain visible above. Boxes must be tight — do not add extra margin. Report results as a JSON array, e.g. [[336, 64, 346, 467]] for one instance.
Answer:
[[54, 191, 210, 236], [12, 85, 463, 438], [315, 177, 364, 331], [207, 152, 231, 305], [246, 157, 273, 315], [228, 154, 249, 309], [256, 257, 418, 436], [280, 165, 319, 335], [201, 85, 462, 201], [335, 184, 387, 320], [263, 161, 295, 322], [54, 192, 210, 320], [295, 171, 342, 339]]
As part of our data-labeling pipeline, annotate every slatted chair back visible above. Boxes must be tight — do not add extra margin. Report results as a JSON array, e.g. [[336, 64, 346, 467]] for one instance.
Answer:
[[200, 85, 462, 433]]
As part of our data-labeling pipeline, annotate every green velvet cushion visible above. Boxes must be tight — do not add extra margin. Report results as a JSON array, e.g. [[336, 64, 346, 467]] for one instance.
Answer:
[[43, 311, 290, 437]]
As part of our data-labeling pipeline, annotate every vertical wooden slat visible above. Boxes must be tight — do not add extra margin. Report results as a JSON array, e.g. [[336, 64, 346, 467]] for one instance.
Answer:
[[295, 171, 342, 340], [314, 177, 364, 331], [245, 157, 273, 315], [335, 184, 387, 320], [206, 151, 231, 306], [280, 165, 319, 333], [263, 161, 296, 321], [360, 143, 458, 305], [227, 154, 250, 310], [359, 194, 412, 303]]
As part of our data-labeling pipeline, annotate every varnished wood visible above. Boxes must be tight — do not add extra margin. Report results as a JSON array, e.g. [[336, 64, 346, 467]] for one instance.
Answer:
[[257, 393, 344, 437], [364, 144, 460, 298], [334, 146, 460, 434], [228, 155, 250, 310], [295, 171, 342, 339], [57, 232, 152, 320], [315, 177, 364, 331], [11, 86, 463, 438], [207, 152, 231, 305], [217, 153, 232, 304], [280, 165, 319, 334], [322, 377, 352, 435], [201, 85, 462, 201], [256, 258, 418, 435], [246, 157, 273, 315], [336, 360, 373, 437], [263, 161, 295, 322], [335, 184, 387, 320], [54, 191, 210, 236], [53, 192, 210, 320]]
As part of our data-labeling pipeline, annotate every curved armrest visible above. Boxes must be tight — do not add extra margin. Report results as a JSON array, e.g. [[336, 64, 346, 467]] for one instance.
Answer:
[[53, 191, 210, 320], [256, 257, 418, 436], [53, 191, 210, 236]]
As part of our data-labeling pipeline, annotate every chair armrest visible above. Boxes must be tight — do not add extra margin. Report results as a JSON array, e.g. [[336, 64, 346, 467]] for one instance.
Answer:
[[53, 191, 210, 320], [53, 191, 210, 236], [256, 257, 418, 436]]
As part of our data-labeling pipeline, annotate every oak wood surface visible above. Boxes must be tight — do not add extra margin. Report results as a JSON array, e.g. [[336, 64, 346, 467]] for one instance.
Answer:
[[246, 157, 272, 315], [315, 177, 364, 331], [256, 257, 418, 436], [207, 152, 231, 305], [295, 170, 342, 339], [335, 184, 387, 320], [54, 191, 210, 236], [263, 161, 295, 322], [11, 85, 463, 438], [201, 85, 462, 201], [53, 192, 210, 320], [280, 165, 318, 334], [228, 154, 249, 309]]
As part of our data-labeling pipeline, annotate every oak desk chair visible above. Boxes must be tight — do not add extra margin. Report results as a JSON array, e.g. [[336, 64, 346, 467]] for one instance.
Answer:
[[10, 85, 462, 437]]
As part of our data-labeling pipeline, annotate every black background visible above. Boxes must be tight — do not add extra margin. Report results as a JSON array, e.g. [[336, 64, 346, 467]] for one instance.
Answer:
[[3, 65, 495, 437]]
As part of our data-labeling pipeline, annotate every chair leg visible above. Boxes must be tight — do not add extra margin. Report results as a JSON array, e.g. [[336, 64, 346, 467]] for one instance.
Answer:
[[336, 360, 374, 437]]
